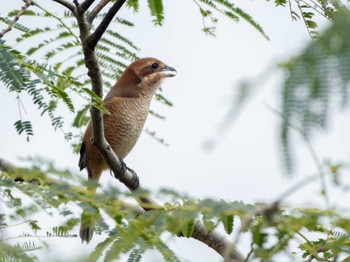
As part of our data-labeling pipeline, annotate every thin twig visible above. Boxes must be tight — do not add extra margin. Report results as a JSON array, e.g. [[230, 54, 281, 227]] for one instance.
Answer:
[[87, 0, 111, 24], [263, 102, 330, 207], [296, 232, 327, 261], [0, 0, 34, 38], [288, 0, 295, 21], [36, 3, 80, 44], [52, 0, 76, 14], [295, 0, 314, 39], [87, 0, 127, 49], [228, 173, 319, 259], [299, 0, 331, 21], [0, 219, 36, 229]]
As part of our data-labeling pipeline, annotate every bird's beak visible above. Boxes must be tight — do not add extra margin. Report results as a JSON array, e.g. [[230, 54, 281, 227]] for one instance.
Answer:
[[160, 65, 177, 77]]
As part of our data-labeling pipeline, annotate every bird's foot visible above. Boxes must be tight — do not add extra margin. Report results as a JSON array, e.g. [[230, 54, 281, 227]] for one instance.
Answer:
[[120, 159, 128, 175], [119, 159, 139, 190], [127, 167, 139, 190]]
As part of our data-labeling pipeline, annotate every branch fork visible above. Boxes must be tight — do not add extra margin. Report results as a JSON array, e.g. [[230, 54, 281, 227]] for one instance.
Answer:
[[49, 1, 245, 260]]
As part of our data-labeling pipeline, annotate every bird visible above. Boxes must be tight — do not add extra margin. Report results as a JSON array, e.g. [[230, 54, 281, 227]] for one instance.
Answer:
[[78, 57, 176, 243]]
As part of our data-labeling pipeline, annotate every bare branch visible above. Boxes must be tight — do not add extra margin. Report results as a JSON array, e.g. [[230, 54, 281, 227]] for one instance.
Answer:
[[52, 0, 76, 14], [0, 0, 34, 38], [80, 0, 96, 12], [87, 0, 111, 24], [86, 0, 127, 49], [191, 222, 243, 262]]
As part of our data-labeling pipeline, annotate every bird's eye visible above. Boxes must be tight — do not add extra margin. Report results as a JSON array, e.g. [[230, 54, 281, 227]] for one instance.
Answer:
[[151, 63, 158, 70]]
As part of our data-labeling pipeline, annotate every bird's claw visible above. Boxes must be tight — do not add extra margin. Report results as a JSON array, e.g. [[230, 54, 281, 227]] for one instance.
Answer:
[[120, 159, 128, 175], [127, 167, 139, 189], [119, 159, 139, 190]]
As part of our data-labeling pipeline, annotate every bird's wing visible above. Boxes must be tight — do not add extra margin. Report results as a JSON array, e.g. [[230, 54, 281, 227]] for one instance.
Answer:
[[78, 141, 86, 171]]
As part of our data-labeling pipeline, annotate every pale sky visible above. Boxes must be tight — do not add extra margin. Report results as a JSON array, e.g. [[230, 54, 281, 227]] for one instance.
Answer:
[[1, 0, 350, 261]]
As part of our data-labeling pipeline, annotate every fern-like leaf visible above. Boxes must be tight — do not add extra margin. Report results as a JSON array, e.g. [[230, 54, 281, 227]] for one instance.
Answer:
[[147, 0, 164, 25], [279, 8, 350, 172], [220, 213, 234, 234], [127, 0, 139, 12], [14, 120, 34, 141]]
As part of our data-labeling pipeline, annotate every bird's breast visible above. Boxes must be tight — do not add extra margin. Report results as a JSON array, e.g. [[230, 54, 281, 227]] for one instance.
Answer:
[[103, 97, 150, 159]]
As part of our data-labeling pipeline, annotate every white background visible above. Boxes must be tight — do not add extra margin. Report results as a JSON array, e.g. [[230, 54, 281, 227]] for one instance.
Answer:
[[1, 0, 350, 261]]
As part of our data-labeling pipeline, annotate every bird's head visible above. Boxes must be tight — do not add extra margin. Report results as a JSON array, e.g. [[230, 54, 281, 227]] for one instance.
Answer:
[[106, 57, 176, 100]]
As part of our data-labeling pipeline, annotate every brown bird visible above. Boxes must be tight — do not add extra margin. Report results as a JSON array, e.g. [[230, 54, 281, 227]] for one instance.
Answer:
[[78, 57, 176, 243]]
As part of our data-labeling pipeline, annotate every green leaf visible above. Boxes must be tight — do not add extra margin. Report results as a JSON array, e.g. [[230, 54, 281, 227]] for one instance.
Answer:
[[73, 105, 90, 128], [183, 220, 195, 237], [202, 218, 215, 234], [0, 39, 32, 92], [88, 236, 115, 262], [155, 92, 173, 106], [306, 20, 318, 29], [147, 0, 164, 25], [14, 120, 34, 140], [220, 214, 234, 234], [278, 8, 350, 172], [127, 0, 139, 12]]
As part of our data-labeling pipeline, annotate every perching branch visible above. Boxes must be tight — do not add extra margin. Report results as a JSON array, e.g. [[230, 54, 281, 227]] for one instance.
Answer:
[[86, 0, 127, 49], [192, 222, 243, 262], [51, 1, 244, 260], [87, 0, 111, 24], [0, 0, 34, 38]]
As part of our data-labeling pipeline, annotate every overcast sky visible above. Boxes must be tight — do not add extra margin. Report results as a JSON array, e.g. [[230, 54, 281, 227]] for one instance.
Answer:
[[1, 0, 350, 261]]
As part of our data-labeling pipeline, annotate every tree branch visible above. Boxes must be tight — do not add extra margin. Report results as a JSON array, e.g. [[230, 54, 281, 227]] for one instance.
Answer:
[[86, 0, 127, 49], [0, 157, 62, 185], [0, 0, 34, 38], [0, 158, 16, 172], [52, 0, 76, 14], [87, 0, 111, 24], [71, 4, 245, 260], [80, 0, 95, 12], [192, 222, 243, 262]]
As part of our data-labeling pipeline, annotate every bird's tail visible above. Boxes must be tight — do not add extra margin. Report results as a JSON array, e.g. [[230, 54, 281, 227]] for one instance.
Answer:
[[79, 170, 101, 244], [78, 142, 86, 171], [79, 204, 100, 244]]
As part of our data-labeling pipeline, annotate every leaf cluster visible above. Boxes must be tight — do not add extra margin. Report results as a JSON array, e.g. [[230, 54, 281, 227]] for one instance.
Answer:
[[269, 0, 340, 39], [279, 8, 350, 171], [0, 2, 137, 145], [0, 0, 274, 151], [1, 158, 350, 261], [192, 0, 268, 38]]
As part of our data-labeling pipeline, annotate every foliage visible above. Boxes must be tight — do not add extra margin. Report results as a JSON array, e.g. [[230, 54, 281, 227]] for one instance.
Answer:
[[0, 0, 270, 151], [269, 0, 339, 39], [1, 0, 350, 261], [229, 5, 350, 173], [279, 8, 350, 172], [0, 2, 138, 148], [1, 159, 350, 261]]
